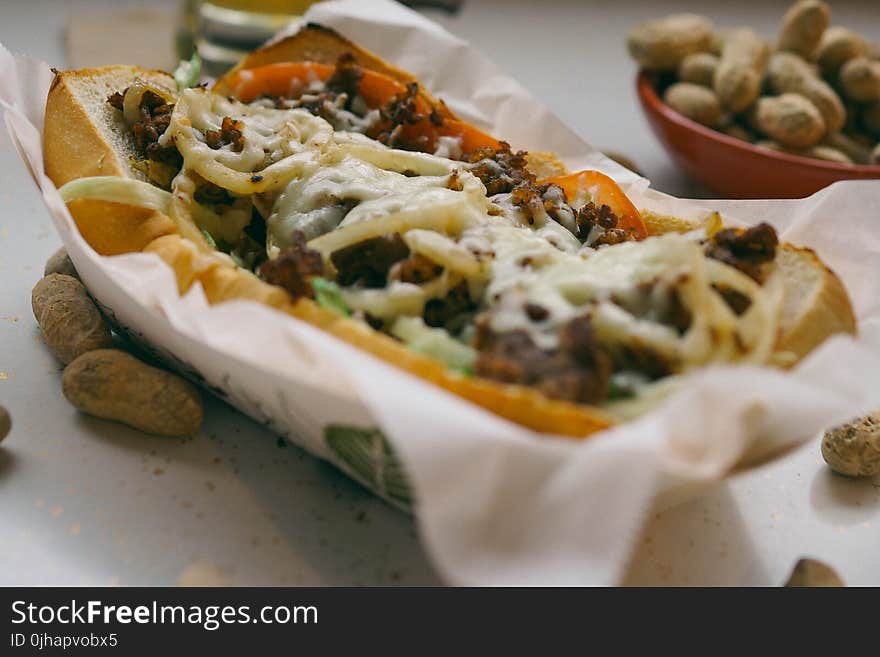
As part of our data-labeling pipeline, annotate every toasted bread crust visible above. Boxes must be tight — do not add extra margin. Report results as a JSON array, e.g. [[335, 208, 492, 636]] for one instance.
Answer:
[[44, 70, 128, 187], [772, 246, 857, 361], [525, 152, 568, 179], [641, 209, 712, 235], [44, 66, 176, 187], [43, 58, 856, 437], [66, 199, 177, 256]]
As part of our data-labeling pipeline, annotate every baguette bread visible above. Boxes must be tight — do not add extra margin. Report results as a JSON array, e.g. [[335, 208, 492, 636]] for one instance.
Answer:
[[44, 66, 176, 187], [42, 32, 856, 437]]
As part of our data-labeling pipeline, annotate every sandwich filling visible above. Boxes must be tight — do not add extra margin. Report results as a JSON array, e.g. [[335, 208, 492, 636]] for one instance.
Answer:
[[62, 58, 784, 411]]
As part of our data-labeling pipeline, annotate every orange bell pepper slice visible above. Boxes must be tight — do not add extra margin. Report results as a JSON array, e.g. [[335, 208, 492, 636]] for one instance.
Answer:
[[221, 61, 403, 107], [221, 63, 645, 239], [541, 171, 647, 239], [220, 62, 501, 154]]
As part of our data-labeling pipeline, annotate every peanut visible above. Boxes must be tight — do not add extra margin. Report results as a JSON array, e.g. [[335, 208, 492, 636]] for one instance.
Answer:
[[822, 413, 880, 477], [840, 56, 880, 103], [44, 246, 78, 279], [713, 28, 769, 113], [678, 52, 719, 87], [62, 349, 203, 437], [663, 83, 722, 127], [822, 132, 872, 164], [777, 0, 830, 60], [766, 52, 845, 134], [0, 405, 10, 443], [627, 14, 713, 72], [709, 29, 729, 57], [784, 558, 844, 587], [816, 27, 866, 77], [32, 274, 112, 365], [804, 145, 852, 164], [863, 103, 880, 137], [754, 94, 826, 148], [755, 140, 785, 152], [755, 139, 851, 164]]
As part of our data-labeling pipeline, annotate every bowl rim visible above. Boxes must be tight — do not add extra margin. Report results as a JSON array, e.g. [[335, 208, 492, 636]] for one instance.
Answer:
[[636, 72, 880, 174]]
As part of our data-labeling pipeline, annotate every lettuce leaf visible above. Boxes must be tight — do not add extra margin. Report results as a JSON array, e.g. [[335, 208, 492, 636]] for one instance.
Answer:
[[174, 52, 202, 92], [311, 277, 350, 316]]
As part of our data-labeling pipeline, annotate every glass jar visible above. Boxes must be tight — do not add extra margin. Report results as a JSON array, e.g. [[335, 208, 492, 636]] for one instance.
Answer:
[[179, 0, 324, 77]]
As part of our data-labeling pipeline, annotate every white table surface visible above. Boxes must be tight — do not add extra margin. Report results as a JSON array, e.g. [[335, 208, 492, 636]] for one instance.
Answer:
[[1, 0, 878, 586]]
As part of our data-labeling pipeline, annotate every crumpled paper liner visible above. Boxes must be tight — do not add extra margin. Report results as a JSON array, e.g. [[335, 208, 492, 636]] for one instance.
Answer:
[[3, 0, 880, 585]]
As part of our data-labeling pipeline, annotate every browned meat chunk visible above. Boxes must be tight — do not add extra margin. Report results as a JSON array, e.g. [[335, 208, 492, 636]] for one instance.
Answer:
[[325, 53, 363, 105], [613, 342, 671, 379], [370, 82, 429, 150], [258, 231, 324, 299], [107, 91, 124, 110], [266, 53, 374, 129], [575, 201, 629, 246], [132, 91, 172, 155], [467, 141, 534, 195], [330, 234, 410, 288], [107, 88, 180, 167], [524, 302, 549, 321], [661, 287, 692, 334], [576, 202, 618, 231], [475, 316, 612, 404], [705, 223, 778, 282], [712, 283, 752, 315], [389, 253, 443, 284], [204, 116, 245, 153], [507, 177, 633, 247], [423, 281, 475, 330]]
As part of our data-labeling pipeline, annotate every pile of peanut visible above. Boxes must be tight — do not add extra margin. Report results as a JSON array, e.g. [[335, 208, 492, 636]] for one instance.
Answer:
[[33, 249, 203, 437], [628, 1, 880, 165]]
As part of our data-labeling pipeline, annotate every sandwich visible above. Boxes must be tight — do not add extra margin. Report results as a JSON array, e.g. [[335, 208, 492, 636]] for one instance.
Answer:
[[43, 25, 856, 437]]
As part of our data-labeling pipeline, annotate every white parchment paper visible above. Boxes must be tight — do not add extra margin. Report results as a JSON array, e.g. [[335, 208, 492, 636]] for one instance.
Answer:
[[3, 0, 880, 585]]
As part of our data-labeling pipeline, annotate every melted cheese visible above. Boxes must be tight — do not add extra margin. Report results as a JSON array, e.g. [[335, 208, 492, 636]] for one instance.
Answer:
[[149, 88, 783, 396], [267, 154, 464, 255], [403, 229, 484, 278], [164, 89, 333, 195]]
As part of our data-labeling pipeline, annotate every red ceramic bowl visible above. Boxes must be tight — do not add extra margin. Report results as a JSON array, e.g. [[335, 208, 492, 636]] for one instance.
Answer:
[[636, 72, 880, 199]]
